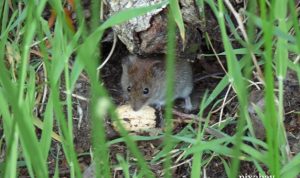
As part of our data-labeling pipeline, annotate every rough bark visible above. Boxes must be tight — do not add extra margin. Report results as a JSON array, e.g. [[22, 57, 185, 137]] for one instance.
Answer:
[[105, 0, 204, 60]]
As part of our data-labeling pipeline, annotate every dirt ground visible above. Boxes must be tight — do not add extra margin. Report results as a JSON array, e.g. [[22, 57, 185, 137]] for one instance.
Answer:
[[15, 37, 300, 178], [65, 39, 299, 178], [12, 1, 300, 177]]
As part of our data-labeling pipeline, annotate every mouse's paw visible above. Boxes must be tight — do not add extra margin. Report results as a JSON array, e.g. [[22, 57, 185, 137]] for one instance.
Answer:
[[154, 105, 164, 127], [184, 97, 193, 113]]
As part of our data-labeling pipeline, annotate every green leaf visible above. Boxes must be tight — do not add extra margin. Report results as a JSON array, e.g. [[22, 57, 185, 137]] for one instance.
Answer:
[[169, 0, 185, 42]]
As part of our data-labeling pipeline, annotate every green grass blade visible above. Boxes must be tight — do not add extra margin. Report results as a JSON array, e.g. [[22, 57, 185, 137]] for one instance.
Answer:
[[40, 96, 54, 160], [4, 129, 19, 178], [169, 0, 185, 41], [274, 0, 290, 165], [162, 7, 176, 178], [191, 93, 209, 178], [116, 154, 131, 178], [281, 153, 300, 177], [207, 0, 250, 176], [259, 0, 280, 176]]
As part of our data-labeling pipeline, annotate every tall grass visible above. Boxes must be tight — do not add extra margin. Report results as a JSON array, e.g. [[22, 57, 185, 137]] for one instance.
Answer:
[[0, 0, 300, 177]]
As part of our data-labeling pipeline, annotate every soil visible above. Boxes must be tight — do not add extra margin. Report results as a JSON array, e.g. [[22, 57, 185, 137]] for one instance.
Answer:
[[14, 40, 300, 177], [62, 39, 299, 178], [5, 1, 300, 177]]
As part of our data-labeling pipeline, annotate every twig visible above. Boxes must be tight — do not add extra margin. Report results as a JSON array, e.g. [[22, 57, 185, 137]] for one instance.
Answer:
[[30, 49, 89, 81], [61, 90, 89, 102], [206, 33, 228, 75], [247, 79, 262, 90], [39, 63, 49, 113], [171, 158, 193, 170], [172, 109, 205, 122], [30, 37, 49, 47], [172, 110, 226, 139], [97, 31, 117, 70], [211, 95, 236, 114], [293, 55, 300, 64], [193, 72, 225, 83], [218, 84, 232, 126], [224, 0, 264, 82]]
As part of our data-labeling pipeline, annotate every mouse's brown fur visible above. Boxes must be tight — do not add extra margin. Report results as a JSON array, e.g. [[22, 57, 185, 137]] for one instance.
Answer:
[[121, 55, 193, 111]]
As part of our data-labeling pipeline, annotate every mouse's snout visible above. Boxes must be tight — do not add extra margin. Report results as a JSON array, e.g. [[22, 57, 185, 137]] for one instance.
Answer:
[[130, 100, 144, 111], [131, 104, 143, 111]]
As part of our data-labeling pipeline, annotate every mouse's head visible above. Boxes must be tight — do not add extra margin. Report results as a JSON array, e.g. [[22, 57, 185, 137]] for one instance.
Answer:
[[121, 55, 164, 111]]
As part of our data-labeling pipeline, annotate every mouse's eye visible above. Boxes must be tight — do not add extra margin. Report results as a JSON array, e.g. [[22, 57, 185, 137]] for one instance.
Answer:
[[127, 86, 131, 92], [143, 88, 149, 94]]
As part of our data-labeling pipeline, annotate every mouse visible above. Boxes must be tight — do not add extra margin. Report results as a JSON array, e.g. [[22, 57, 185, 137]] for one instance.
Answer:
[[121, 54, 193, 112]]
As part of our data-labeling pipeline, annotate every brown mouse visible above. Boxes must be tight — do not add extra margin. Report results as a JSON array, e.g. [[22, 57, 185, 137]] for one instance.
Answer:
[[121, 55, 193, 111]]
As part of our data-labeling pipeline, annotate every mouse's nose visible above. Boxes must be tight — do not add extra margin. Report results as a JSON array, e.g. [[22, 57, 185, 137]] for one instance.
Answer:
[[132, 106, 140, 111], [132, 104, 142, 111]]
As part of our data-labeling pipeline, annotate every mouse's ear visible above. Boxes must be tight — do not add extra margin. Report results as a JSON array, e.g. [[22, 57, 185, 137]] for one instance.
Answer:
[[151, 60, 164, 77], [122, 55, 136, 66]]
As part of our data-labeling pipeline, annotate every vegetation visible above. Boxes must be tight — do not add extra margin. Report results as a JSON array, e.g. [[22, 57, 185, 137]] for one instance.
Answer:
[[0, 0, 299, 177]]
